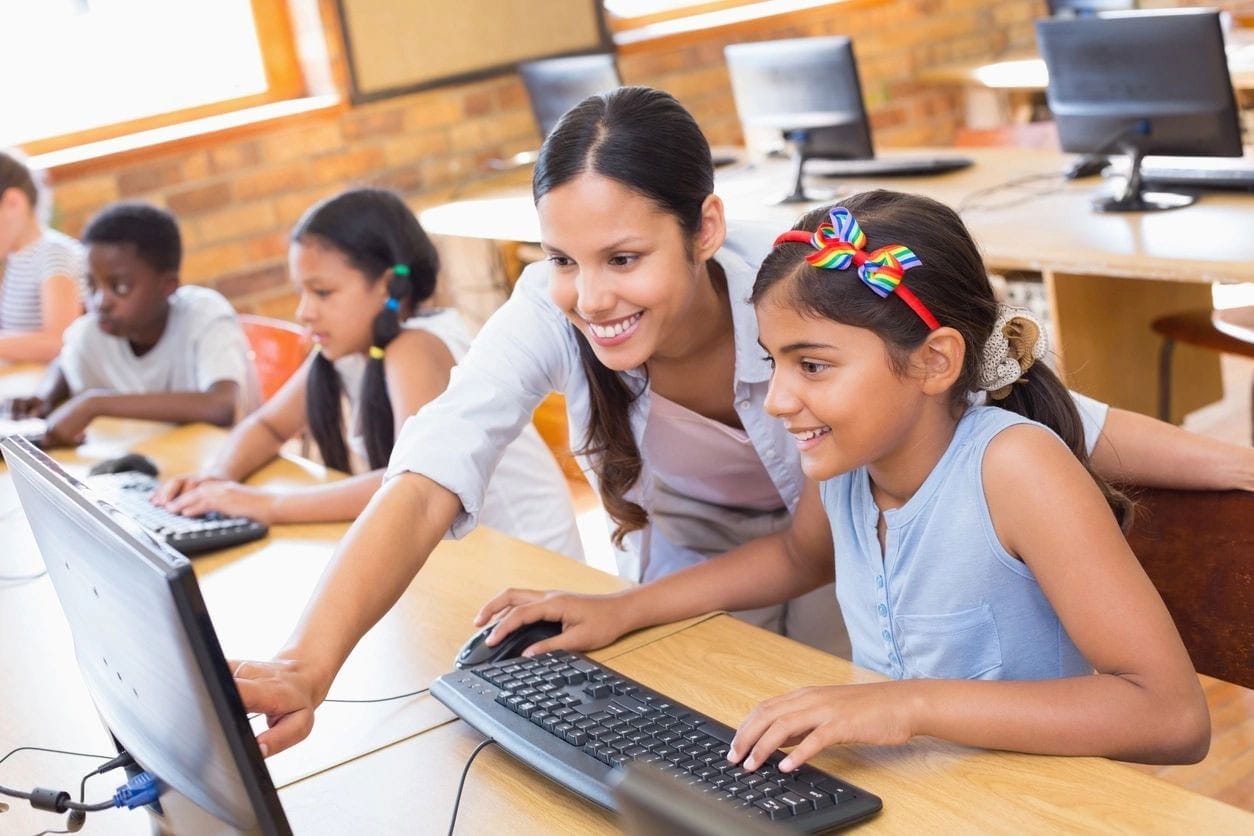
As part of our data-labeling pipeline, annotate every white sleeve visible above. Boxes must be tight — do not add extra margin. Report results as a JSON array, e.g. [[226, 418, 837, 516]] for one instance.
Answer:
[[1070, 389, 1110, 455], [56, 315, 95, 394], [192, 313, 254, 394], [384, 263, 577, 538]]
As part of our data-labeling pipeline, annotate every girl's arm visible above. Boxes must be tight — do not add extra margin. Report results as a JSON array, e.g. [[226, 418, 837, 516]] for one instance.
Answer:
[[1093, 406, 1254, 492], [154, 358, 312, 508], [474, 479, 836, 656], [731, 425, 1209, 771], [0, 272, 82, 362]]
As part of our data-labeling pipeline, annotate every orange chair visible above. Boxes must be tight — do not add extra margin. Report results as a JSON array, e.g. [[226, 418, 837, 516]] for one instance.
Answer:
[[238, 313, 311, 402]]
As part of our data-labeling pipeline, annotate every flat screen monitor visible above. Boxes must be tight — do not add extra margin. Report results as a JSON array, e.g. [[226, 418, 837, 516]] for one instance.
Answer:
[[518, 52, 622, 138], [1047, 0, 1137, 17], [1037, 9, 1242, 211], [724, 36, 875, 199], [2, 435, 291, 835]]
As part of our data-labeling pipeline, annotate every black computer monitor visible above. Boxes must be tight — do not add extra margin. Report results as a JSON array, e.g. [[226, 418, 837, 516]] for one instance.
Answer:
[[724, 36, 874, 203], [518, 52, 622, 138], [1047, 0, 1137, 18], [1037, 9, 1242, 212], [2, 436, 291, 835]]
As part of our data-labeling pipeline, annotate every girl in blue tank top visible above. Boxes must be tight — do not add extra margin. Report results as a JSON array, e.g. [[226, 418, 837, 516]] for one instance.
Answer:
[[480, 189, 1209, 771]]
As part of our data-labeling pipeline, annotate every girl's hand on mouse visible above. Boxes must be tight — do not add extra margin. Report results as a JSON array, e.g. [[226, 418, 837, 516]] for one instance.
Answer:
[[474, 588, 640, 655], [229, 657, 324, 757], [727, 682, 916, 772], [163, 480, 279, 523]]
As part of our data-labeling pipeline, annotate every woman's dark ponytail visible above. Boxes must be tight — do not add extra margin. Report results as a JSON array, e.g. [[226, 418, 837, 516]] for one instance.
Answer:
[[293, 189, 439, 472]]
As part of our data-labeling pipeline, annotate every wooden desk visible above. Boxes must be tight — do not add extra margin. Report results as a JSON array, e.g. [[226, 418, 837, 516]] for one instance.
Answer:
[[421, 147, 1253, 420], [282, 615, 1254, 834], [0, 423, 707, 834]]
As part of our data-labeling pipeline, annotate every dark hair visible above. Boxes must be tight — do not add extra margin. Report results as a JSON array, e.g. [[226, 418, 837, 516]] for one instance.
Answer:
[[753, 189, 1132, 528], [293, 188, 440, 473], [0, 149, 38, 209], [82, 202, 182, 273], [533, 86, 716, 547]]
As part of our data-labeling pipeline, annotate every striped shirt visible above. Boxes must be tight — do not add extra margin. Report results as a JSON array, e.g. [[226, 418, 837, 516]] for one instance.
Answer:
[[0, 228, 86, 332]]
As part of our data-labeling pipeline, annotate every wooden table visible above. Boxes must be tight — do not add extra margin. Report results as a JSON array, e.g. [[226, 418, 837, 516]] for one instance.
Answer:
[[421, 147, 1254, 421], [279, 615, 1254, 834], [0, 423, 706, 834]]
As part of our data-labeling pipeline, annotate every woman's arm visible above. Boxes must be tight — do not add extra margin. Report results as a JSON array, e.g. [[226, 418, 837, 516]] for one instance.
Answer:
[[730, 426, 1209, 771], [0, 272, 82, 362], [475, 479, 836, 656], [1093, 406, 1254, 492]]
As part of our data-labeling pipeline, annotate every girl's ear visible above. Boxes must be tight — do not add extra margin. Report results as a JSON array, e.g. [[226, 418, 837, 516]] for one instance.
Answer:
[[694, 193, 727, 262], [914, 326, 965, 395]]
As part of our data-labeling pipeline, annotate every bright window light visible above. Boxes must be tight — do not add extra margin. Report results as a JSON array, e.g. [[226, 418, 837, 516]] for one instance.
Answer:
[[1, 0, 267, 147]]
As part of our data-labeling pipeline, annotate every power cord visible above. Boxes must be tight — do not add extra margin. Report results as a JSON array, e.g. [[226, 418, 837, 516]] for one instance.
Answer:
[[0, 746, 149, 834], [447, 738, 494, 836], [957, 172, 1068, 212], [0, 569, 47, 583], [324, 686, 429, 704]]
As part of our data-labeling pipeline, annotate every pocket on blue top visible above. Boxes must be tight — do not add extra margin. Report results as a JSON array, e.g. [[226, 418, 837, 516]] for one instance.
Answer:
[[895, 603, 1002, 680]]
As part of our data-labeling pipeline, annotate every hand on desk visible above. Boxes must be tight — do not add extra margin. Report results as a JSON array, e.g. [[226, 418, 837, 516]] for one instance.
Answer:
[[41, 394, 96, 447], [474, 587, 637, 657], [728, 682, 915, 773], [155, 476, 277, 523], [230, 657, 323, 757], [2, 394, 48, 419]]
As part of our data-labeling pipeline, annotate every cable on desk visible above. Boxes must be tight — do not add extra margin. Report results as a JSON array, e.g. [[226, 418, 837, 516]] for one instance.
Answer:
[[324, 686, 430, 704], [0, 569, 47, 583], [957, 172, 1067, 213], [447, 737, 494, 836]]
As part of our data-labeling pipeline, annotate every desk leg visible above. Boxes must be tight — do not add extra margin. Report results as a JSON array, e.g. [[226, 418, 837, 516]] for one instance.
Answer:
[[1045, 271, 1222, 421]]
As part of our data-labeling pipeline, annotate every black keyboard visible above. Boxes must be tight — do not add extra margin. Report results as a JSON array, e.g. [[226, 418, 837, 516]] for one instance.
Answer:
[[86, 471, 268, 556], [432, 651, 883, 831], [808, 156, 974, 178]]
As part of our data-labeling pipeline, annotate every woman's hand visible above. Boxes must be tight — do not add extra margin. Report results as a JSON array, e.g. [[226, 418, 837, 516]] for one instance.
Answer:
[[161, 480, 279, 523], [473, 588, 641, 656], [229, 658, 325, 757], [728, 682, 916, 772]]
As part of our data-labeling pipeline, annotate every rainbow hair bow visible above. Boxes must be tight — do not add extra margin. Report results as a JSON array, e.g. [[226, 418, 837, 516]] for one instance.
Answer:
[[774, 207, 939, 331]]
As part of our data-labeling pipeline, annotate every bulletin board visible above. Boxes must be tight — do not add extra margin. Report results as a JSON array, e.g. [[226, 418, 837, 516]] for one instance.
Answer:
[[336, 0, 611, 102]]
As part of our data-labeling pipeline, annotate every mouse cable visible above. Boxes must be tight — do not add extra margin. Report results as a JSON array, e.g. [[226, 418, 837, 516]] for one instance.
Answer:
[[0, 569, 47, 583], [446, 737, 495, 836], [957, 172, 1067, 213], [1, 748, 139, 834], [324, 686, 429, 704]]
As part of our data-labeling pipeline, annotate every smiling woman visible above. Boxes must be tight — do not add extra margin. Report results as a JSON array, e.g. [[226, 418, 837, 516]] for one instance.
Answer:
[[2, 0, 300, 151]]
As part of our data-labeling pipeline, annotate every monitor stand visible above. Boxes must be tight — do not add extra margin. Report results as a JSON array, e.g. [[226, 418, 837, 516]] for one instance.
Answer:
[[1095, 144, 1196, 213], [777, 129, 836, 205]]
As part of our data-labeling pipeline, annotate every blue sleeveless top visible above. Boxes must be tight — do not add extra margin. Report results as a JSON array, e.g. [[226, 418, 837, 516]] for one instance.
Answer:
[[821, 407, 1091, 681]]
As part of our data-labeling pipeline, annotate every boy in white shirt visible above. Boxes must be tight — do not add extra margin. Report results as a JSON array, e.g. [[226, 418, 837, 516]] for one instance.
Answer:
[[6, 202, 258, 447]]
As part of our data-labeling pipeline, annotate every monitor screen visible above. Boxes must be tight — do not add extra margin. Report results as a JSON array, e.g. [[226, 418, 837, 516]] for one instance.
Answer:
[[724, 36, 875, 161], [2, 436, 291, 836], [1038, 9, 1241, 160], [518, 52, 621, 138]]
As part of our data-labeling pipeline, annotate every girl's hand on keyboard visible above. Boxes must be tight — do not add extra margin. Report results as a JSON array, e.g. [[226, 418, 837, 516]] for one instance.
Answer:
[[152, 472, 223, 505], [728, 682, 915, 772], [473, 588, 636, 655], [163, 480, 277, 523]]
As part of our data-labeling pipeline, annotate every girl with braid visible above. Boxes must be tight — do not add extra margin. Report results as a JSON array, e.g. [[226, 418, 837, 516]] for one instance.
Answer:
[[153, 188, 581, 559]]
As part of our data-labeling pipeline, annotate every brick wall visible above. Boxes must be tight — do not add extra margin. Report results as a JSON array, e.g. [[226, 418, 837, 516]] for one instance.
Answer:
[[40, 0, 1246, 320]]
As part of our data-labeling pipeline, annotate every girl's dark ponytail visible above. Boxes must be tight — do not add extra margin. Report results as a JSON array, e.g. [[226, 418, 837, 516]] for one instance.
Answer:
[[293, 190, 439, 472]]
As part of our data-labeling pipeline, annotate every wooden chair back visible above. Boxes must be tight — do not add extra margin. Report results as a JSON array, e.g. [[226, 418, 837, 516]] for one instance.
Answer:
[[1126, 487, 1254, 689]]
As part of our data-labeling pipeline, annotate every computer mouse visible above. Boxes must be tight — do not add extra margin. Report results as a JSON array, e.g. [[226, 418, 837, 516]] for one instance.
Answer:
[[454, 619, 564, 669], [87, 452, 159, 478]]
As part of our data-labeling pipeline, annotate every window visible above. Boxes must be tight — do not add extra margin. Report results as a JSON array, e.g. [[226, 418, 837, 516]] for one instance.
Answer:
[[2, 0, 303, 152], [604, 1, 761, 30]]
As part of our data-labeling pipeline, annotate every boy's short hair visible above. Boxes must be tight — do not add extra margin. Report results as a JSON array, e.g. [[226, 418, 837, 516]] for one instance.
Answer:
[[83, 202, 182, 274]]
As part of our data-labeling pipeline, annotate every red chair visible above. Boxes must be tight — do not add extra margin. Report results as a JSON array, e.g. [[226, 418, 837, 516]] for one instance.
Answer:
[[238, 313, 311, 403]]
